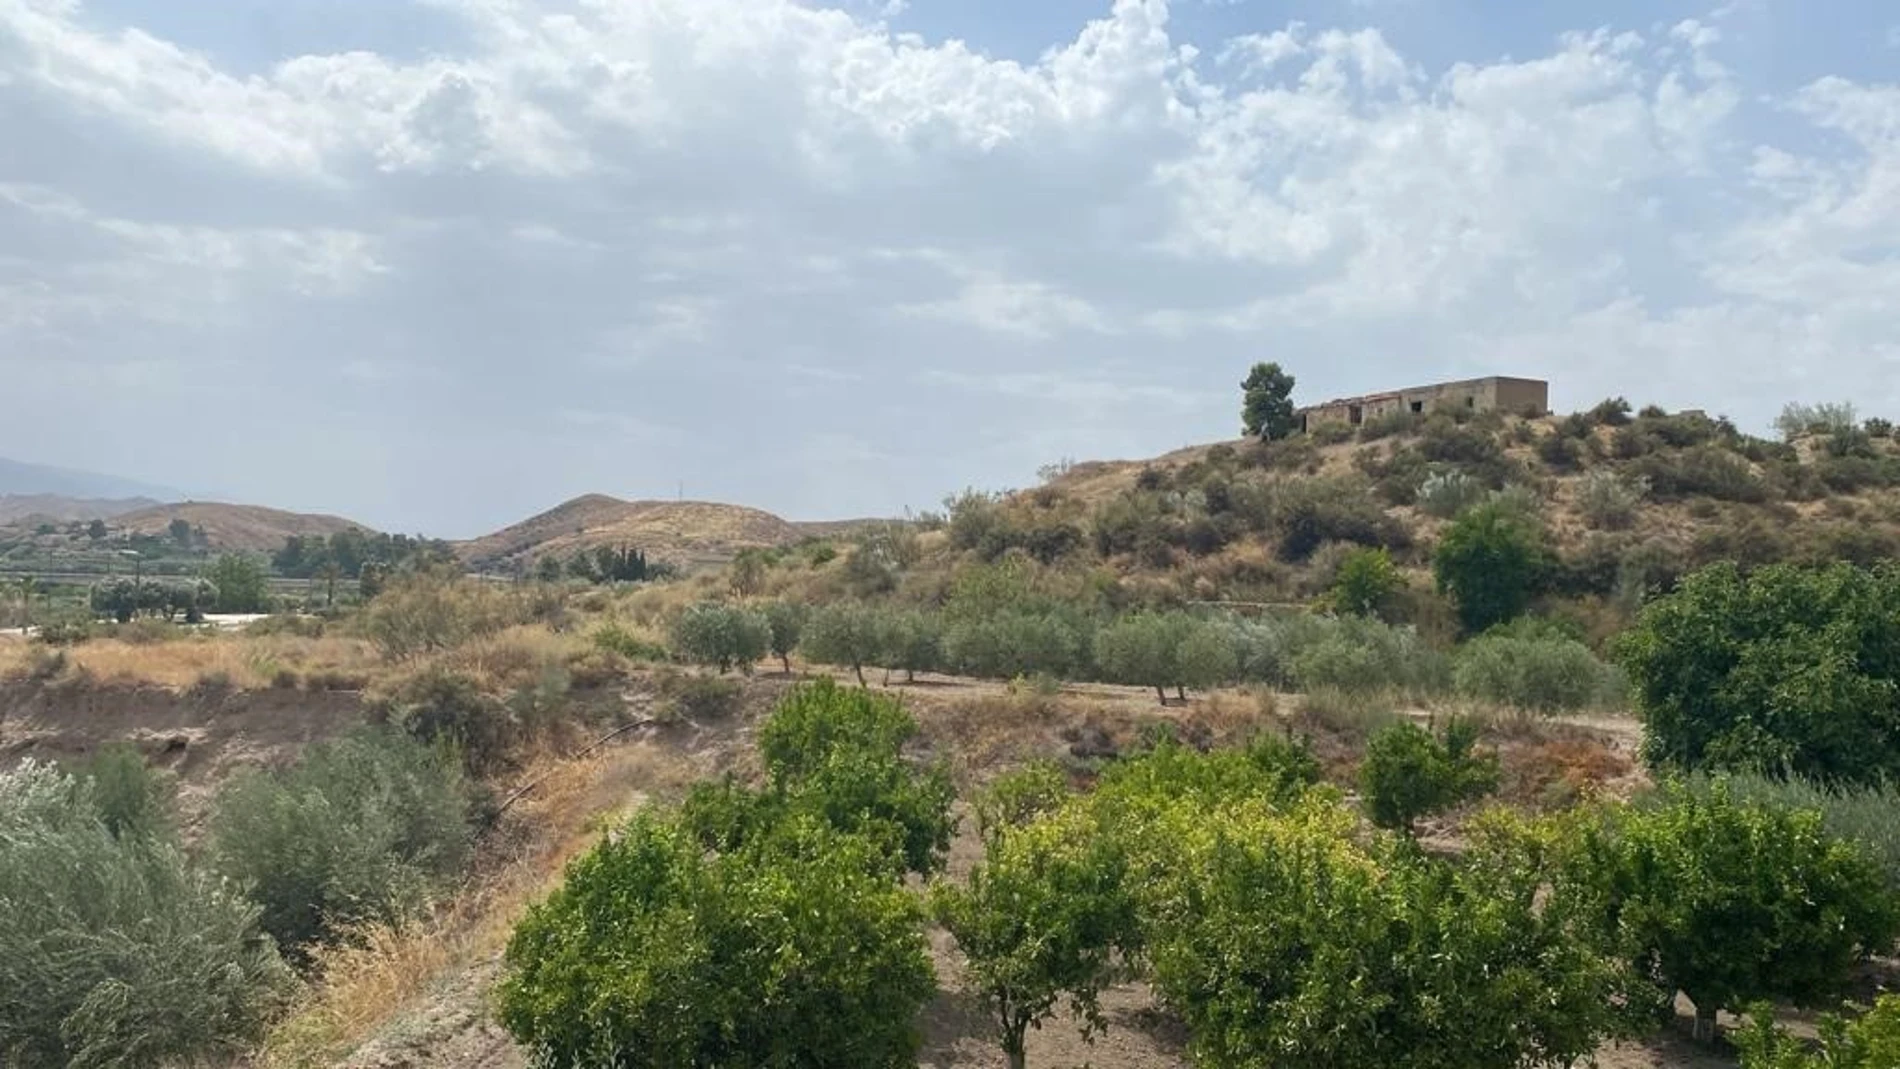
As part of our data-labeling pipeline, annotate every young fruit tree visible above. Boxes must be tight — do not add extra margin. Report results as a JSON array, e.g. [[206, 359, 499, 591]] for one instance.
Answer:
[[934, 804, 1139, 1069]]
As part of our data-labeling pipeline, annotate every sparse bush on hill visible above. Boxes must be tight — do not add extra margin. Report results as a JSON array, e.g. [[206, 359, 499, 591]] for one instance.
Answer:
[[1360, 716, 1499, 834], [383, 667, 518, 774], [0, 761, 290, 1068], [1328, 546, 1402, 618], [1416, 469, 1486, 518], [1777, 401, 1858, 441], [73, 742, 177, 843], [1434, 500, 1549, 635], [1269, 474, 1407, 561], [1356, 409, 1423, 442], [210, 727, 473, 954], [1618, 561, 1900, 786], [1635, 444, 1765, 502], [1575, 468, 1648, 530], [1587, 397, 1635, 427], [358, 573, 517, 660]]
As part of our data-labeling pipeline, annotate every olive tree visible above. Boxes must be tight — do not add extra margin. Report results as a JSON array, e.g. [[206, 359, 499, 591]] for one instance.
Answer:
[[761, 600, 807, 675], [667, 601, 771, 674], [802, 601, 885, 685], [1093, 613, 1181, 704]]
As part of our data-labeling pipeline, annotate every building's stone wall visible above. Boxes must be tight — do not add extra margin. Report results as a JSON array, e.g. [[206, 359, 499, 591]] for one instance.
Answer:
[[1298, 377, 1548, 432]]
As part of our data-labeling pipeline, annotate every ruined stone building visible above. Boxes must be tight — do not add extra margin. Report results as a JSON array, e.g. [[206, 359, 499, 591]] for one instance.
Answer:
[[1297, 376, 1549, 433]]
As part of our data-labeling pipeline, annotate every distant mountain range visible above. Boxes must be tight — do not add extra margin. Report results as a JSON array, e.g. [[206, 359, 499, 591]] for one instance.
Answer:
[[0, 456, 185, 502]]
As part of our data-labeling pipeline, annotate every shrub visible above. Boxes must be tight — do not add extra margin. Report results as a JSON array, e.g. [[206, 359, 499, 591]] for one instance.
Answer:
[[0, 761, 290, 1067], [1433, 500, 1549, 635], [1586, 397, 1634, 426], [1776, 401, 1858, 441], [1541, 784, 1898, 1037], [384, 667, 517, 774], [1269, 475, 1406, 561], [1537, 431, 1585, 471], [1356, 409, 1422, 442], [498, 814, 935, 1069], [659, 672, 742, 721], [1635, 444, 1765, 502], [1737, 994, 1900, 1068], [591, 622, 667, 662], [359, 574, 515, 660], [1328, 546, 1401, 618], [210, 728, 473, 953], [73, 742, 176, 842], [1618, 562, 1900, 786], [1454, 625, 1624, 713], [1416, 469, 1487, 518], [1575, 468, 1647, 530], [1360, 717, 1499, 834], [1866, 417, 1895, 439]]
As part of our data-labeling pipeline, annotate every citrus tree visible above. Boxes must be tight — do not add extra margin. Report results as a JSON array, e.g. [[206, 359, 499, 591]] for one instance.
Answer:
[[1541, 783, 1899, 1040], [1617, 562, 1900, 786], [498, 814, 934, 1068], [1737, 995, 1900, 1068], [935, 804, 1138, 1069], [1360, 717, 1499, 835]]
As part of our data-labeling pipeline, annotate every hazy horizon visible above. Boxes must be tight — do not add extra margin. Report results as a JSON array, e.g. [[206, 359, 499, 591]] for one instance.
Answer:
[[5, 0, 1898, 536]]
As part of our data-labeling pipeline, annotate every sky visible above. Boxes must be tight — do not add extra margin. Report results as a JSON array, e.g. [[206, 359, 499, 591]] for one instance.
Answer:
[[2, 0, 1898, 537]]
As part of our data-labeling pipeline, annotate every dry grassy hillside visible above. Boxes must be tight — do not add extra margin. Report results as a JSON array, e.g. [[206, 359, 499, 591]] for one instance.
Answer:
[[114, 502, 370, 554], [457, 494, 817, 571], [0, 494, 157, 526]]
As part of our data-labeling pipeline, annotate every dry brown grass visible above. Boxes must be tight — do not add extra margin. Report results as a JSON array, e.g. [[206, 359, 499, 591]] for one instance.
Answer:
[[0, 633, 380, 690]]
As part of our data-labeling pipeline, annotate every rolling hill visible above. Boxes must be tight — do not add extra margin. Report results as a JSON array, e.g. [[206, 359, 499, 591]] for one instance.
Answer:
[[458, 494, 817, 570], [0, 494, 158, 526], [111, 502, 373, 554]]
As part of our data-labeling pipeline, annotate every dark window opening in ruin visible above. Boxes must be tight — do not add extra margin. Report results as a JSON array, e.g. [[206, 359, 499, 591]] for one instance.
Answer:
[[1348, 404, 1363, 426], [1466, 396, 1475, 408], [1410, 401, 1423, 413]]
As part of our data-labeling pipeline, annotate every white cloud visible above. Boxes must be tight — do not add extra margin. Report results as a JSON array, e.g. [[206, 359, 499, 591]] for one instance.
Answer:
[[0, 0, 1896, 532]]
